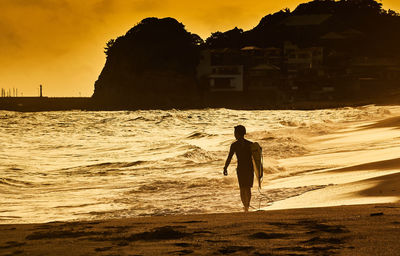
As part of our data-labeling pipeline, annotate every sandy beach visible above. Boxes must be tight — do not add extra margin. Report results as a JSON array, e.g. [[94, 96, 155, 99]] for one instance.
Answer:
[[2, 107, 400, 255], [0, 203, 399, 255]]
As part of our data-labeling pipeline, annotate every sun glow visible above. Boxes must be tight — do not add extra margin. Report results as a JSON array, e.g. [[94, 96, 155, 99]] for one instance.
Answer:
[[0, 0, 399, 96]]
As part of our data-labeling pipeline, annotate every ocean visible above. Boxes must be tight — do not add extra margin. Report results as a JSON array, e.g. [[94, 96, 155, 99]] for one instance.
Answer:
[[0, 105, 398, 224]]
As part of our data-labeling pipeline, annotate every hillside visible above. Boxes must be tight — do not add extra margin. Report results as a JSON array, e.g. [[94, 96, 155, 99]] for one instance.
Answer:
[[92, 18, 202, 108], [92, 0, 400, 108]]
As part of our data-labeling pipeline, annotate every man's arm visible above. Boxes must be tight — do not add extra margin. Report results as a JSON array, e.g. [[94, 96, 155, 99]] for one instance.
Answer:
[[223, 144, 234, 175]]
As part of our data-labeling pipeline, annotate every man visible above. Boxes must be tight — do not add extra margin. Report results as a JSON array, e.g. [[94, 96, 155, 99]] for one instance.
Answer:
[[223, 125, 254, 212]]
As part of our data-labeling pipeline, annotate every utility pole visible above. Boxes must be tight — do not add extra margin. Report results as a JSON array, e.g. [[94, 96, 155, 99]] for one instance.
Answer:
[[40, 85, 43, 97]]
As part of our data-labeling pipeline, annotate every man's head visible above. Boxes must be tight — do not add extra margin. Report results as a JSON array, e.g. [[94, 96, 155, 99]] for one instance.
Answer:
[[234, 125, 246, 140]]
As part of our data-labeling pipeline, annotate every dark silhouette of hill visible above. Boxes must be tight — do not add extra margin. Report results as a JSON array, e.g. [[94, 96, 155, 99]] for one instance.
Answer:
[[92, 17, 203, 108], [92, 0, 400, 109], [207, 0, 400, 57]]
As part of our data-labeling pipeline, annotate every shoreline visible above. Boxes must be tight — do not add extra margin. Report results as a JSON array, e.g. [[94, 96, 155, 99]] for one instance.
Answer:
[[1, 95, 400, 112], [0, 203, 399, 255]]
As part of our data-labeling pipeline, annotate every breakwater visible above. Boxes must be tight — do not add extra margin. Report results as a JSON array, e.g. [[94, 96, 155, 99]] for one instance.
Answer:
[[0, 93, 398, 112], [0, 97, 92, 112]]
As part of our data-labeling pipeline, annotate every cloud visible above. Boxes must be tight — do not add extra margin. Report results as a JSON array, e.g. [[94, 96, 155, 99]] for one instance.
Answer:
[[0, 0, 398, 96], [129, 0, 166, 12], [6, 0, 70, 9], [0, 21, 23, 50], [91, 0, 116, 16]]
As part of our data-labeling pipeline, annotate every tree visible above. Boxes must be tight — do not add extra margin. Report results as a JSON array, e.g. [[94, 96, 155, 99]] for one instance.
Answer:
[[93, 17, 202, 101], [104, 39, 115, 56], [385, 9, 400, 17], [205, 27, 244, 48], [338, 0, 383, 15]]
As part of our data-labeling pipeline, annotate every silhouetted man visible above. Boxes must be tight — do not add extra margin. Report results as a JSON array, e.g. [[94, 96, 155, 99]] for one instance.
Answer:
[[223, 125, 254, 212]]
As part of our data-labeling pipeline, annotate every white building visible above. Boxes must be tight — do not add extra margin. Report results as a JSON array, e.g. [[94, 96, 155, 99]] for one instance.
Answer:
[[209, 65, 244, 92]]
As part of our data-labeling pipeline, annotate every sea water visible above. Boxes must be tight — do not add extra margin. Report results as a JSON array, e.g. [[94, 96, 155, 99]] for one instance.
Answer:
[[0, 106, 398, 224]]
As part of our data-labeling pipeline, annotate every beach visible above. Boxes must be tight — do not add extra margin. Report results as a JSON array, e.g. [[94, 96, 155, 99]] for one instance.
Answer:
[[1, 204, 399, 255], [1, 106, 400, 254], [3, 0, 400, 254]]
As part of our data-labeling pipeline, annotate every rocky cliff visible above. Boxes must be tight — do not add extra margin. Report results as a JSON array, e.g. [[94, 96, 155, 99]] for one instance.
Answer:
[[92, 17, 202, 108]]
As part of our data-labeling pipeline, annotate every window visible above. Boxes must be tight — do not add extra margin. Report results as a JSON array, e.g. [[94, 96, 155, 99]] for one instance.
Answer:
[[213, 78, 232, 88]]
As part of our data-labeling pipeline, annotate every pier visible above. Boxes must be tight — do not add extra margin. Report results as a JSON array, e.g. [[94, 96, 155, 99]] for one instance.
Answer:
[[0, 97, 92, 112]]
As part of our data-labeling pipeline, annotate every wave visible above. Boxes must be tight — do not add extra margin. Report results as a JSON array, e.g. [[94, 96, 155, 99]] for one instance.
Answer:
[[249, 131, 310, 159], [129, 116, 153, 122], [155, 113, 174, 124], [179, 147, 217, 162], [279, 120, 306, 127], [92, 161, 148, 168], [132, 180, 184, 193], [186, 177, 236, 188], [361, 116, 400, 130], [0, 177, 33, 187], [8, 167, 23, 171], [151, 145, 219, 167], [263, 164, 288, 175], [58, 161, 150, 176], [129, 177, 236, 194], [187, 132, 214, 139]]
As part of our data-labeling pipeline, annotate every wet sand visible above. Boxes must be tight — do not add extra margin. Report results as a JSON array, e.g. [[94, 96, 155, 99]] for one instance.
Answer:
[[0, 203, 399, 256]]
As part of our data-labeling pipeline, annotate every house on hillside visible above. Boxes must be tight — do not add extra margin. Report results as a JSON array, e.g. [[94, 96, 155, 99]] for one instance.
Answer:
[[321, 28, 364, 49], [245, 64, 282, 91], [240, 46, 266, 67], [284, 41, 324, 73], [209, 66, 244, 92], [346, 57, 400, 94], [265, 47, 282, 67], [197, 49, 243, 92]]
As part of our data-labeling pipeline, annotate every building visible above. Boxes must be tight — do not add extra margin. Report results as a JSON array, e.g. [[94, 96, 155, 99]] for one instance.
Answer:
[[209, 65, 244, 92], [197, 49, 244, 92], [245, 64, 282, 91], [284, 41, 324, 72], [197, 43, 325, 95]]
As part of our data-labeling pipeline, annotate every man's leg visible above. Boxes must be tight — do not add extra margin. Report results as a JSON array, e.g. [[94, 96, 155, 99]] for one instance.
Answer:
[[240, 187, 251, 212], [240, 187, 246, 210], [246, 187, 251, 209], [244, 187, 251, 210]]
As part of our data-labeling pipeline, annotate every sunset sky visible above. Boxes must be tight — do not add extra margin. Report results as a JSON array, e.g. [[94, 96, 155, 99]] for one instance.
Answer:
[[1, 0, 399, 97]]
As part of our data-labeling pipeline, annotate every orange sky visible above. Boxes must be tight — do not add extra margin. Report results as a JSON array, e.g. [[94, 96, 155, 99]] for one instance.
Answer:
[[1, 0, 399, 97]]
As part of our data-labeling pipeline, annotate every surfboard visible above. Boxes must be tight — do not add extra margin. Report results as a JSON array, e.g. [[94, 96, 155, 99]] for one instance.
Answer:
[[250, 142, 263, 189]]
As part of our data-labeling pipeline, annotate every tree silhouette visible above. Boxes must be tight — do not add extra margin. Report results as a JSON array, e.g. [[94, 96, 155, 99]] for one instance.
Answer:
[[93, 17, 203, 104], [205, 27, 244, 49], [104, 39, 115, 56]]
